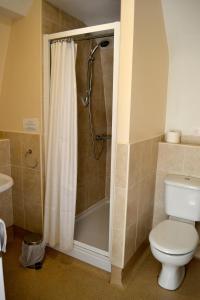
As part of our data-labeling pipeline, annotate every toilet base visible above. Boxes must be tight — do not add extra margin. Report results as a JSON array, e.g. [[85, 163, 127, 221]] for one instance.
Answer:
[[158, 264, 185, 290]]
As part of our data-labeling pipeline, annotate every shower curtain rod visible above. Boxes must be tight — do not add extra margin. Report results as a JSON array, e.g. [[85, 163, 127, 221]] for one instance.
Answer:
[[50, 33, 114, 44]]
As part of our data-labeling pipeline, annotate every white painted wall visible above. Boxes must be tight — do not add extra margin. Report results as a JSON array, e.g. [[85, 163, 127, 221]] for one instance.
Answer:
[[162, 0, 200, 136]]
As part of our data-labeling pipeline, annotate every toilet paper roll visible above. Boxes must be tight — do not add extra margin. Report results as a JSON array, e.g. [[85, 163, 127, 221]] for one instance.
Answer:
[[165, 131, 181, 144]]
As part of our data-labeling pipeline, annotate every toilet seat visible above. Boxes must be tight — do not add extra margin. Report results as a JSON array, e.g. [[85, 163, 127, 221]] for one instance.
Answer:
[[149, 220, 199, 255]]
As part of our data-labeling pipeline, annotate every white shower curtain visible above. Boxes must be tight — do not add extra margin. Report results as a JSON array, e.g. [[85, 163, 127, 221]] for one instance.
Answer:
[[44, 40, 77, 252]]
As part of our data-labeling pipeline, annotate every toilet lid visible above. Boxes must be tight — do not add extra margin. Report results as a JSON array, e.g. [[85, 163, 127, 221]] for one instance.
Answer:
[[149, 220, 199, 255]]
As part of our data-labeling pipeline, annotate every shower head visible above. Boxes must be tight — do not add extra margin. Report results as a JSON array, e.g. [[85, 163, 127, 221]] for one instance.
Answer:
[[89, 40, 109, 58], [99, 40, 109, 48]]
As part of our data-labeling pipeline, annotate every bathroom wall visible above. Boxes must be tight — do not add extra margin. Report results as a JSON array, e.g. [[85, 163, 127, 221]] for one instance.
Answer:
[[0, 0, 42, 132], [42, 1, 108, 215], [0, 1, 43, 234], [75, 40, 108, 215], [124, 136, 161, 264], [130, 0, 168, 143], [0, 132, 42, 233], [162, 0, 200, 139], [100, 41, 113, 198], [0, 1, 87, 234], [0, 139, 13, 227], [111, 0, 135, 270], [112, 0, 168, 270]]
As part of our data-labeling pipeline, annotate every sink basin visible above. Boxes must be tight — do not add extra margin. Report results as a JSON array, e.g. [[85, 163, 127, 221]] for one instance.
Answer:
[[0, 173, 14, 193]]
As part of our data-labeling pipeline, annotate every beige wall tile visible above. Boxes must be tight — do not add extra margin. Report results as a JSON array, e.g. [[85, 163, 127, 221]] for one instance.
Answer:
[[126, 184, 138, 228], [21, 134, 40, 170], [1, 131, 43, 232], [157, 142, 185, 173], [23, 168, 42, 233], [0, 165, 11, 175], [1, 132, 21, 166], [153, 170, 168, 226], [12, 204, 25, 228], [129, 142, 143, 187], [183, 146, 200, 177], [23, 168, 41, 207], [111, 228, 125, 267], [25, 203, 43, 233], [0, 139, 12, 227], [124, 222, 137, 264], [113, 187, 126, 230], [115, 144, 128, 188], [0, 139, 10, 166], [0, 189, 13, 227], [11, 166, 24, 227], [124, 137, 160, 265]]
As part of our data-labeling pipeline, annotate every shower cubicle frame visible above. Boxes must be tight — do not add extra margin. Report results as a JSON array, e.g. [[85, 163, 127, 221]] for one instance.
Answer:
[[43, 22, 120, 272]]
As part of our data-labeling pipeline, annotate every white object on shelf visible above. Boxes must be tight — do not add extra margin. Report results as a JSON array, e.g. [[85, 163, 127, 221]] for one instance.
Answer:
[[165, 130, 181, 143]]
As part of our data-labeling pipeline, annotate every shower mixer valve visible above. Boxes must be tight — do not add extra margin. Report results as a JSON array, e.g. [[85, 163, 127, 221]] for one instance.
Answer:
[[95, 134, 112, 141]]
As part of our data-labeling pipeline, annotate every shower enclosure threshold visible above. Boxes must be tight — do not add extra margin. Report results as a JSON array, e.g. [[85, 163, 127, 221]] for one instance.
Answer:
[[69, 240, 111, 272], [70, 199, 111, 272]]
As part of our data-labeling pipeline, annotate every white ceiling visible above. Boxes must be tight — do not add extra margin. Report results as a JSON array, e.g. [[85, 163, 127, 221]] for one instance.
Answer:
[[47, 0, 120, 26]]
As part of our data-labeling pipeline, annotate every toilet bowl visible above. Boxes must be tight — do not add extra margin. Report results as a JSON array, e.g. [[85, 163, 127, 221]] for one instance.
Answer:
[[149, 219, 199, 290]]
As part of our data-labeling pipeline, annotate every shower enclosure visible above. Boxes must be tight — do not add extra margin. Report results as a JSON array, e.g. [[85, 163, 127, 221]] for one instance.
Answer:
[[43, 22, 120, 272]]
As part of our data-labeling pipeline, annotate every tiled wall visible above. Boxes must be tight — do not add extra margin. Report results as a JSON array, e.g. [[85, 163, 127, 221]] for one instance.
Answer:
[[100, 40, 113, 198], [112, 144, 129, 267], [43, 1, 113, 215], [0, 139, 13, 227], [0, 132, 42, 233], [111, 136, 161, 267], [124, 136, 161, 264], [153, 142, 200, 227], [42, 1, 113, 215], [76, 40, 108, 214]]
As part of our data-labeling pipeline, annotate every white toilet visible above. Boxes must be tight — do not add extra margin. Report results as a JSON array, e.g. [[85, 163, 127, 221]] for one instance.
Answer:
[[149, 174, 200, 290]]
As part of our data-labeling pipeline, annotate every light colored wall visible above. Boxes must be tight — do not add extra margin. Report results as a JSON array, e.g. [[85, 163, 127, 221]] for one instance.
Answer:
[[0, 15, 11, 96], [112, 0, 168, 268], [163, 0, 200, 137], [111, 0, 135, 268], [0, 0, 42, 132], [130, 0, 168, 143], [116, 0, 135, 144], [111, 0, 169, 269]]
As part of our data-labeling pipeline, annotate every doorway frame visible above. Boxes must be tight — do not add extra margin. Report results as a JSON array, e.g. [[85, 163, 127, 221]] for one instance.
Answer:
[[43, 21, 120, 272]]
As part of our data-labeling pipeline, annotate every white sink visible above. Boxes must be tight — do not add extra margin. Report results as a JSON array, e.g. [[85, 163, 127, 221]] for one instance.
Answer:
[[0, 173, 14, 193]]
